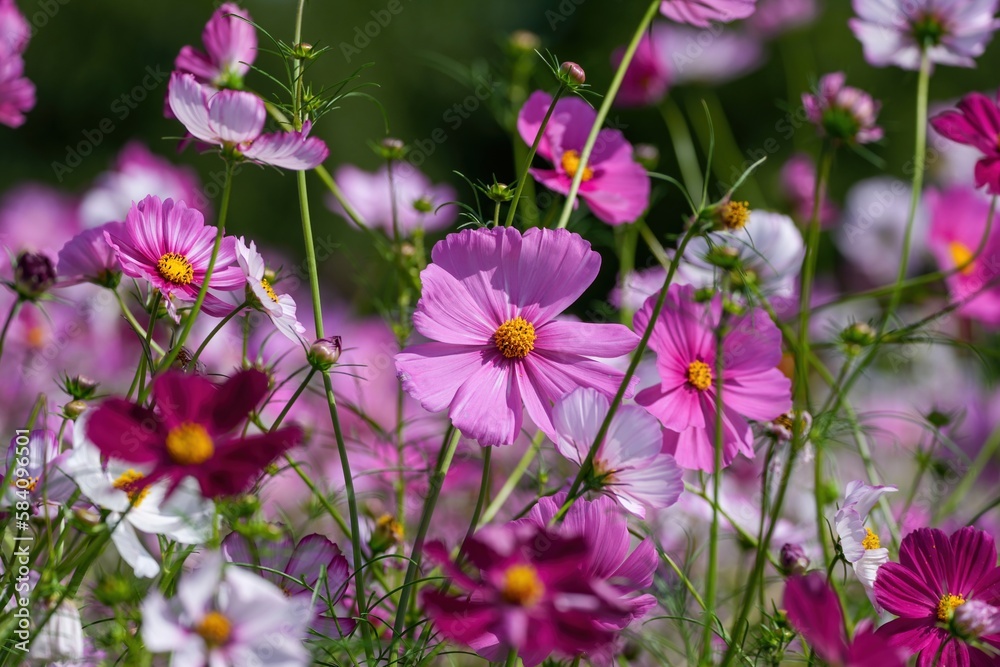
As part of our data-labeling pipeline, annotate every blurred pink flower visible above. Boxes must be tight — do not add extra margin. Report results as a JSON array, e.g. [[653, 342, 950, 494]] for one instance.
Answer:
[[746, 0, 817, 38], [780, 153, 838, 225], [635, 284, 791, 472], [0, 54, 32, 127], [803, 72, 883, 145], [660, 0, 757, 27], [329, 163, 457, 234], [517, 91, 650, 225], [168, 73, 328, 170], [850, 0, 1000, 71], [175, 3, 256, 88], [395, 226, 639, 446], [931, 91, 1000, 194], [57, 222, 123, 287]]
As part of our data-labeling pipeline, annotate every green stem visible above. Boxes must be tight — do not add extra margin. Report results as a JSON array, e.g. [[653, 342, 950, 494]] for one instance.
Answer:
[[114, 291, 166, 357], [660, 97, 704, 198], [506, 83, 567, 227], [617, 223, 639, 325], [189, 300, 248, 367], [456, 447, 492, 561], [884, 47, 932, 328], [157, 161, 235, 372], [936, 423, 1000, 522], [555, 0, 661, 229], [505, 648, 520, 667], [0, 299, 20, 361], [390, 427, 461, 661], [479, 431, 543, 526]]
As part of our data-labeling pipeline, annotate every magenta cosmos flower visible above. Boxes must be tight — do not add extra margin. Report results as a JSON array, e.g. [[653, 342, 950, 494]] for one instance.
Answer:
[[784, 572, 905, 667], [850, 0, 1000, 71], [329, 163, 457, 234], [104, 195, 244, 317], [517, 91, 650, 225], [175, 3, 256, 89], [552, 387, 683, 518], [0, 50, 32, 128], [421, 523, 627, 667], [634, 284, 791, 472], [85, 369, 303, 498], [875, 527, 1000, 666], [927, 186, 1000, 326], [168, 73, 328, 170], [803, 72, 883, 145], [660, 0, 757, 26], [223, 531, 355, 637], [931, 92, 1000, 194], [57, 222, 123, 288], [394, 226, 639, 446]]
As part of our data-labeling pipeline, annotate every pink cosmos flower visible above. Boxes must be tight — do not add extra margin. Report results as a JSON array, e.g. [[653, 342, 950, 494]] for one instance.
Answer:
[[0, 184, 79, 259], [0, 56, 33, 128], [850, 0, 1000, 71], [784, 572, 905, 667], [931, 91, 1000, 194], [79, 141, 206, 227], [875, 527, 1000, 666], [168, 72, 328, 170], [85, 369, 303, 498], [0, 0, 30, 59], [927, 186, 1000, 326], [517, 91, 650, 225], [328, 164, 457, 234], [141, 551, 314, 667], [104, 195, 244, 318], [394, 226, 639, 446], [613, 25, 671, 108], [746, 0, 818, 38], [803, 72, 883, 145], [421, 523, 627, 666], [780, 153, 838, 225], [56, 222, 123, 287], [660, 0, 757, 27], [175, 3, 256, 88], [634, 284, 791, 472], [223, 532, 355, 637], [552, 387, 683, 518]]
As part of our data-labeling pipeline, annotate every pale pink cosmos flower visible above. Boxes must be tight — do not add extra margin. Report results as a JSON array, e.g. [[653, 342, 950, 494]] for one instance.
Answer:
[[141, 551, 314, 666], [168, 72, 328, 170], [553, 387, 683, 518], [329, 163, 457, 234], [395, 226, 639, 446], [56, 222, 124, 287], [175, 3, 256, 88], [660, 0, 757, 27], [104, 195, 244, 318], [834, 480, 897, 611], [850, 0, 1000, 71], [228, 237, 306, 344], [803, 72, 883, 145], [746, 0, 818, 38], [635, 284, 791, 472], [517, 91, 650, 225]]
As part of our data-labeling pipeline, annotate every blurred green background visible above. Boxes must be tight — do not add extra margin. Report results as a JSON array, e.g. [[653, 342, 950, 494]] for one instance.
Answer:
[[5, 0, 1000, 309]]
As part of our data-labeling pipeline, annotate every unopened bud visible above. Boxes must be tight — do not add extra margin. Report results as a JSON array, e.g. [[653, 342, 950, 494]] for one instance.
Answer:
[[378, 137, 407, 161], [292, 42, 314, 59], [64, 400, 87, 420], [309, 336, 342, 370], [634, 144, 660, 171], [63, 375, 98, 401], [780, 543, 810, 576], [14, 252, 56, 300], [559, 61, 586, 86], [487, 182, 514, 203]]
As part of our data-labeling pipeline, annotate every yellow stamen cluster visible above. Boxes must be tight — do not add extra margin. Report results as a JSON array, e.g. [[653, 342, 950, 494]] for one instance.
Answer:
[[375, 513, 405, 543], [560, 150, 594, 182], [260, 278, 280, 303], [164, 422, 214, 465], [494, 317, 536, 360], [686, 360, 713, 391], [195, 611, 231, 646], [937, 593, 966, 622], [862, 527, 881, 551], [501, 564, 545, 607], [720, 200, 751, 230], [156, 252, 195, 285], [113, 469, 151, 507], [949, 241, 975, 276]]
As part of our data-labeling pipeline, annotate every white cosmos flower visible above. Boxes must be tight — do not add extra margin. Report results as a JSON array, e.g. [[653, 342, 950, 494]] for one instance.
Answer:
[[834, 480, 897, 611], [61, 417, 214, 578], [234, 237, 306, 344]]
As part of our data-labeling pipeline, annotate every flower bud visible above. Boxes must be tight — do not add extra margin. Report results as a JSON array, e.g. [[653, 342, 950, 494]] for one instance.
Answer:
[[704, 245, 741, 270], [377, 137, 407, 161], [840, 321, 876, 356], [486, 181, 514, 203], [633, 143, 660, 171], [559, 61, 586, 86], [14, 251, 56, 300], [94, 574, 138, 606], [780, 543, 810, 576], [63, 375, 98, 401], [64, 400, 87, 420], [309, 336, 342, 370], [292, 42, 314, 59], [716, 200, 750, 231]]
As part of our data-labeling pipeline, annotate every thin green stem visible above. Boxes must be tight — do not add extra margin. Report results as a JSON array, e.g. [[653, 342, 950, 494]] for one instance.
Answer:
[[506, 83, 567, 227], [660, 97, 703, 198], [457, 447, 492, 561], [936, 424, 1000, 522], [479, 431, 543, 526], [189, 300, 248, 367], [617, 223, 639, 325], [158, 161, 235, 372], [555, 0, 661, 229], [0, 299, 20, 361], [114, 291, 166, 356], [505, 648, 519, 667]]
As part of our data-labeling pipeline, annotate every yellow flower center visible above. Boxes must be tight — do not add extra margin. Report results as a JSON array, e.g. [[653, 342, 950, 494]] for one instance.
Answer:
[[686, 360, 713, 391], [720, 200, 751, 230], [560, 150, 594, 182], [593, 458, 617, 484], [156, 252, 195, 285], [494, 317, 536, 360], [501, 564, 545, 607], [862, 527, 881, 551], [260, 278, 280, 303], [195, 611, 231, 647], [164, 422, 214, 465], [937, 593, 966, 622], [375, 513, 405, 542], [112, 469, 151, 507], [949, 241, 975, 276], [26, 326, 44, 349]]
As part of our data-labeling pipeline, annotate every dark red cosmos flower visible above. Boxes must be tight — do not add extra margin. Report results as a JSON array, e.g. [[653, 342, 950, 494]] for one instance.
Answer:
[[85, 369, 301, 498]]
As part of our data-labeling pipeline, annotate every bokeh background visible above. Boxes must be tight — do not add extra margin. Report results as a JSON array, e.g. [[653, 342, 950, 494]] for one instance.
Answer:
[[5, 0, 1000, 313]]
